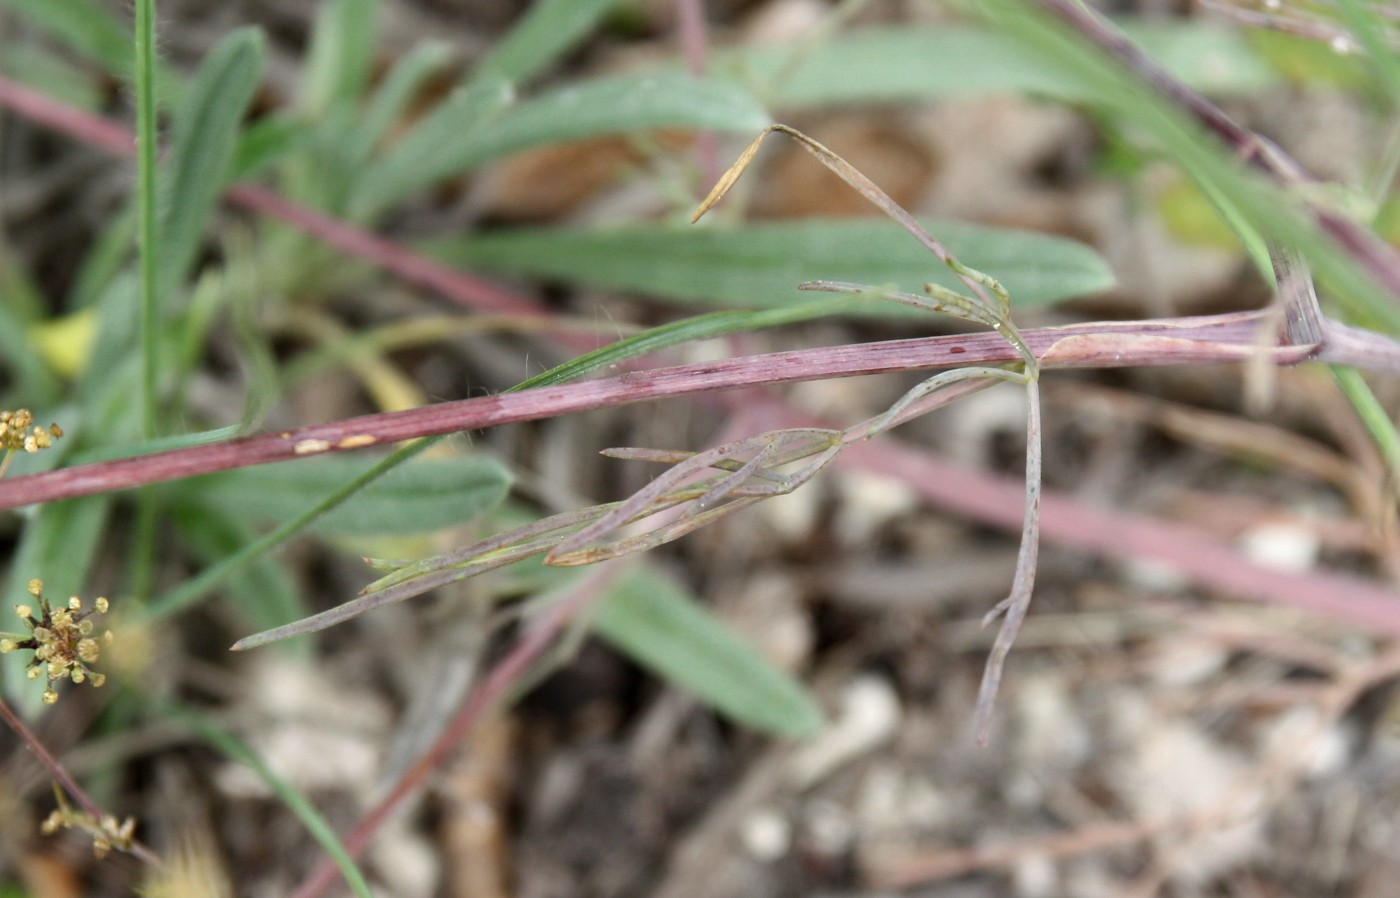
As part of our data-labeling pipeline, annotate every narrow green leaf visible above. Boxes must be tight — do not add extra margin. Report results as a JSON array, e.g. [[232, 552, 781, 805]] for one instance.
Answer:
[[474, 0, 619, 86], [162, 704, 375, 898], [593, 567, 824, 736], [159, 28, 265, 297], [355, 72, 770, 216], [715, 21, 1273, 109], [301, 0, 379, 117], [428, 218, 1114, 313], [182, 454, 513, 536]]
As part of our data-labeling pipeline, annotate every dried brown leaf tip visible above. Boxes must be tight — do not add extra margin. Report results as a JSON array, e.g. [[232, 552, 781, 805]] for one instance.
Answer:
[[0, 408, 62, 477], [40, 787, 136, 859], [0, 579, 112, 705]]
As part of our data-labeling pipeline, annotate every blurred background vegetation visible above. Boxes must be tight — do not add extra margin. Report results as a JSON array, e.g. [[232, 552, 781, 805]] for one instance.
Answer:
[[3, 1, 1400, 896]]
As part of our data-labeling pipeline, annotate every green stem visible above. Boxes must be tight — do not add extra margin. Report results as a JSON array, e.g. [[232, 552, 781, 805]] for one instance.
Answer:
[[134, 0, 160, 438]]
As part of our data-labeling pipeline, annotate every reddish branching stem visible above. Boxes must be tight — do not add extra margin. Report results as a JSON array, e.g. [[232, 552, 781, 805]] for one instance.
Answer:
[[0, 311, 1395, 512], [0, 695, 163, 867]]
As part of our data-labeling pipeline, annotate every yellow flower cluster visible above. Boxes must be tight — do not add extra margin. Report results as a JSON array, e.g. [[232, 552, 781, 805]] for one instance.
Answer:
[[0, 579, 111, 705], [0, 408, 61, 453]]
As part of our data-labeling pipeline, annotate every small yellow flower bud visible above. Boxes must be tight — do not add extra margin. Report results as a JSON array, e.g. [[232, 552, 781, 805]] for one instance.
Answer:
[[27, 667, 41, 680], [71, 669, 85, 684], [94, 597, 109, 613], [27, 580, 42, 596], [15, 605, 31, 620], [42, 690, 58, 705], [50, 423, 63, 438], [91, 673, 106, 688], [0, 639, 13, 652], [78, 639, 99, 663], [68, 596, 82, 611]]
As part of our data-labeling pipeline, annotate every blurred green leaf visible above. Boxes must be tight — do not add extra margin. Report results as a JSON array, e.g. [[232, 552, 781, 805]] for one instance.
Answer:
[[473, 0, 619, 86], [159, 28, 265, 296], [182, 454, 513, 536], [428, 218, 1113, 313], [715, 21, 1273, 109], [353, 41, 454, 160], [0, 0, 180, 100], [1247, 29, 1370, 90], [231, 115, 308, 181], [350, 73, 515, 219], [69, 207, 137, 311], [1332, 0, 1400, 109], [302, 0, 378, 117], [0, 270, 61, 404], [593, 567, 824, 736], [354, 72, 769, 216], [0, 43, 102, 109]]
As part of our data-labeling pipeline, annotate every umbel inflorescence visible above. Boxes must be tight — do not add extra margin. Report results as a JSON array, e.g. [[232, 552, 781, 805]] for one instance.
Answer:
[[0, 408, 62, 478], [1, 579, 112, 705]]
